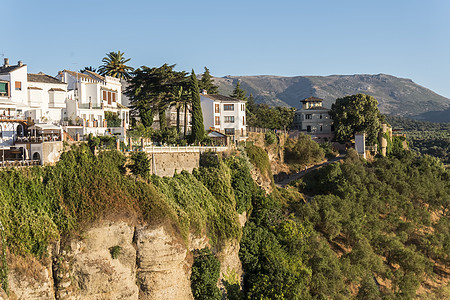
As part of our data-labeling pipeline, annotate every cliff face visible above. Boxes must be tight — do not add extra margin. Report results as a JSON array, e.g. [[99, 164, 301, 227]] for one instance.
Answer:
[[4, 219, 244, 300]]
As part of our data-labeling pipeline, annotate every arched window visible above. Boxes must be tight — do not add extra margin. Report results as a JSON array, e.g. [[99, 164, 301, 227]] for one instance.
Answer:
[[33, 152, 41, 163], [16, 124, 24, 137]]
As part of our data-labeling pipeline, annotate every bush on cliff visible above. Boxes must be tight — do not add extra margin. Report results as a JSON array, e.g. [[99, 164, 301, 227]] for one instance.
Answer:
[[190, 248, 221, 300]]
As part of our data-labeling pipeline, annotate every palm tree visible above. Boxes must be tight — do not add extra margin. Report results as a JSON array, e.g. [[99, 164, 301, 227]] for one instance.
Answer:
[[79, 66, 97, 73], [169, 86, 190, 135], [98, 51, 134, 80]]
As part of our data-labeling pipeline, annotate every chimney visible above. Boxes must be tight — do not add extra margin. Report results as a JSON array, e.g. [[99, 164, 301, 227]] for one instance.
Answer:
[[18, 61, 23, 67], [3, 58, 9, 68]]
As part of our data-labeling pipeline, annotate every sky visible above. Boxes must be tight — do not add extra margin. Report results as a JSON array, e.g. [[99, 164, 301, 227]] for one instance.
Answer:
[[3, 0, 450, 98]]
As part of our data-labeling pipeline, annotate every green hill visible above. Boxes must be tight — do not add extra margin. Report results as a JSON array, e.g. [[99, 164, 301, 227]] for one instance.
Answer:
[[213, 74, 450, 122]]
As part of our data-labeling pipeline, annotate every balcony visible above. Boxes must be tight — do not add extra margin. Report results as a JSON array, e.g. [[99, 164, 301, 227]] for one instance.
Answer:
[[78, 103, 102, 109]]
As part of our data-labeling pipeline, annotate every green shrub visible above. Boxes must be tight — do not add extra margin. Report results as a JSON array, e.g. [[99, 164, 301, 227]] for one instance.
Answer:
[[264, 130, 277, 145], [129, 152, 150, 178], [105, 111, 122, 127], [244, 144, 271, 179], [152, 127, 178, 145], [225, 156, 254, 214], [191, 248, 221, 300], [284, 134, 325, 171], [109, 245, 121, 259]]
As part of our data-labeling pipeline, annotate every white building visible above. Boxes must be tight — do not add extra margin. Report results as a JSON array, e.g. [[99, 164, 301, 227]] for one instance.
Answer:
[[292, 97, 333, 140], [0, 58, 28, 119], [0, 58, 130, 164], [200, 91, 247, 141], [56, 69, 130, 138], [27, 73, 68, 124]]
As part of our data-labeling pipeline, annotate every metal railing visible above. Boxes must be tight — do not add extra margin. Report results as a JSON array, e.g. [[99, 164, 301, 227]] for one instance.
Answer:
[[0, 160, 40, 168], [143, 146, 228, 153]]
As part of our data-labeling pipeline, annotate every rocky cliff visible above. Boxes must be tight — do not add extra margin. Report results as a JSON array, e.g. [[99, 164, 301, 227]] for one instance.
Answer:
[[3, 219, 245, 300]]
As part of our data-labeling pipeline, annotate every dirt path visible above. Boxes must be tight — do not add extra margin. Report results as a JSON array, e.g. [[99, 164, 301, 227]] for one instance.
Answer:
[[275, 154, 345, 187]]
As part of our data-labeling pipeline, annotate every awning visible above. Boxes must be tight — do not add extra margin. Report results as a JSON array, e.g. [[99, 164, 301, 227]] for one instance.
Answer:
[[28, 123, 62, 131], [208, 131, 227, 138]]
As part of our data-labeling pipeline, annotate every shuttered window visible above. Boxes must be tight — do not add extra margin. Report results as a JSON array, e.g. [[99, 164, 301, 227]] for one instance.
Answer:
[[112, 92, 116, 102], [15, 81, 21, 90], [0, 82, 7, 95], [103, 91, 107, 100]]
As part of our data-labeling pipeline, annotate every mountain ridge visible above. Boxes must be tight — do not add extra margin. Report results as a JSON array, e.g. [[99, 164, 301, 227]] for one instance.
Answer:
[[213, 73, 450, 122]]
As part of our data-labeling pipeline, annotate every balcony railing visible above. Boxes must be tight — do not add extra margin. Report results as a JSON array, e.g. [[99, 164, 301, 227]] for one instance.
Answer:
[[0, 160, 41, 168], [78, 103, 102, 109]]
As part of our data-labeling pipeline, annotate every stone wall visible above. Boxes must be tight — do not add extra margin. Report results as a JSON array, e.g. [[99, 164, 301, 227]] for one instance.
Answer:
[[149, 152, 200, 177]]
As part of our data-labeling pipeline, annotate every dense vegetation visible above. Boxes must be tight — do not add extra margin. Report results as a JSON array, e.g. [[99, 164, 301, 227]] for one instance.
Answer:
[[1, 136, 449, 298], [0, 145, 250, 295], [385, 115, 449, 164], [191, 248, 222, 300], [284, 134, 325, 171], [239, 143, 449, 299], [291, 150, 449, 298]]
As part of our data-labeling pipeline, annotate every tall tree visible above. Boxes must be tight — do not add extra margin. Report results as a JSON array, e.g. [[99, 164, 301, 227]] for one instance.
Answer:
[[329, 93, 382, 145], [246, 93, 257, 126], [230, 81, 247, 101], [198, 67, 218, 94], [190, 70, 205, 144], [169, 85, 190, 134], [125, 64, 187, 128], [98, 51, 134, 80]]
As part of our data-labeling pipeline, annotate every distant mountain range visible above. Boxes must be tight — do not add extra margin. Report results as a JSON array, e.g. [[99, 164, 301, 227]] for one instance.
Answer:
[[213, 74, 450, 122]]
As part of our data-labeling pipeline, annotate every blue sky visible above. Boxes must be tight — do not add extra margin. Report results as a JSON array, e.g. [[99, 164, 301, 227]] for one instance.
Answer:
[[3, 0, 450, 98]]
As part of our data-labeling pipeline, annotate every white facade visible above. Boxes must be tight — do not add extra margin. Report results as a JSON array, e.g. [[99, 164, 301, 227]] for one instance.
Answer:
[[0, 59, 130, 145], [200, 92, 247, 140], [56, 70, 129, 134], [0, 59, 28, 118]]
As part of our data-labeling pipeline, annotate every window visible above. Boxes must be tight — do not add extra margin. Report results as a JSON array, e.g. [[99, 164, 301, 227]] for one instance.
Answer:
[[224, 116, 235, 123], [225, 128, 235, 135], [215, 104, 220, 113], [103, 91, 107, 100], [242, 116, 245, 125], [320, 114, 322, 119], [241, 104, 245, 111], [0, 82, 7, 96], [307, 125, 311, 132], [320, 125, 323, 132], [215, 116, 220, 125], [15, 81, 21, 91], [108, 92, 112, 104], [112, 93, 116, 102], [224, 104, 234, 111], [305, 114, 312, 119]]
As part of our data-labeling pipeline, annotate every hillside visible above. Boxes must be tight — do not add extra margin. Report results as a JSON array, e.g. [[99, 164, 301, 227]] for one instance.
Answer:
[[213, 74, 450, 122]]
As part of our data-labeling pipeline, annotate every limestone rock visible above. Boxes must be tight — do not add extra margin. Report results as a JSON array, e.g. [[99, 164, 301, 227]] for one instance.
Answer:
[[135, 225, 193, 300]]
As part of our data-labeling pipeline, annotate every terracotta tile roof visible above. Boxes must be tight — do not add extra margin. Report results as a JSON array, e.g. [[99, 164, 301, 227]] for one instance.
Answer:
[[28, 73, 64, 84], [301, 96, 323, 103], [63, 70, 100, 82], [28, 86, 43, 90], [0, 65, 25, 74], [49, 88, 66, 92], [201, 94, 245, 102], [83, 70, 105, 81]]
